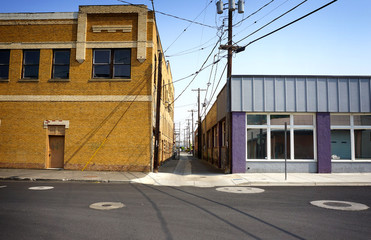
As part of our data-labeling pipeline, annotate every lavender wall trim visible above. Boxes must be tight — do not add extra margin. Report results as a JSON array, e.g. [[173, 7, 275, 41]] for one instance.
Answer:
[[231, 112, 246, 173], [316, 112, 332, 173]]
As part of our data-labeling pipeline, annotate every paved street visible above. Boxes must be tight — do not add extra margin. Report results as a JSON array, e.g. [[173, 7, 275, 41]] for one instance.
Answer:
[[0, 181, 370, 240]]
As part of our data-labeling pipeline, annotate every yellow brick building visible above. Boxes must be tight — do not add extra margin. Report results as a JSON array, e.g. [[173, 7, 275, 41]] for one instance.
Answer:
[[0, 5, 174, 172]]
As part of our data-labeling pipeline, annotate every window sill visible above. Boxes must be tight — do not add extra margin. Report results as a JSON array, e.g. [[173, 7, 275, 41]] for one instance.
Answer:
[[246, 159, 316, 162], [18, 79, 39, 82], [0, 79, 9, 83], [48, 79, 70, 82], [89, 78, 131, 82]]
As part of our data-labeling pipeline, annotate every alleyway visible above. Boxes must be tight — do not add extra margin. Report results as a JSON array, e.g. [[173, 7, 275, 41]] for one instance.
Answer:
[[159, 152, 224, 175]]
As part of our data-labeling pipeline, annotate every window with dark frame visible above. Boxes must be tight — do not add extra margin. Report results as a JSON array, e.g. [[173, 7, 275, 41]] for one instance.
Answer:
[[0, 50, 10, 79], [23, 50, 40, 79], [52, 50, 70, 79], [93, 49, 131, 79]]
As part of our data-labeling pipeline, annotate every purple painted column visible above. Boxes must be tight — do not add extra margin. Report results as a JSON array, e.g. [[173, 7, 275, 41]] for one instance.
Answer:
[[231, 112, 246, 173], [316, 112, 332, 173]]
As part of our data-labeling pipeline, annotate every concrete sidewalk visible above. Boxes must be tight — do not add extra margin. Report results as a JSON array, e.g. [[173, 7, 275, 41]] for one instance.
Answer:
[[1, 153, 371, 187]]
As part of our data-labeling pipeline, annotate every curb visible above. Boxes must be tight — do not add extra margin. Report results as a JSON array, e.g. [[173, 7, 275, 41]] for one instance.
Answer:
[[0, 177, 129, 183]]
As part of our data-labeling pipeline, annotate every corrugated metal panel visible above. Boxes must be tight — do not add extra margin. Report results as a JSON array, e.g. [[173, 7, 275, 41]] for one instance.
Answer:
[[216, 86, 227, 122], [231, 75, 371, 113]]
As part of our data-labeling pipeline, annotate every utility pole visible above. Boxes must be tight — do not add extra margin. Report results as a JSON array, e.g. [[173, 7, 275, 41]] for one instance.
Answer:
[[192, 88, 206, 159], [186, 119, 191, 151], [217, 0, 244, 173], [154, 51, 162, 173], [188, 110, 196, 156]]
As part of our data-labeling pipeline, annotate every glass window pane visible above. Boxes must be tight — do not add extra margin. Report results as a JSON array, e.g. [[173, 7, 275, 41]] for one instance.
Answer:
[[114, 65, 130, 78], [353, 115, 371, 126], [0, 65, 9, 79], [270, 115, 290, 125], [247, 115, 267, 125], [355, 130, 371, 159], [294, 130, 314, 159], [53, 66, 69, 79], [271, 129, 290, 159], [331, 130, 351, 160], [54, 51, 70, 64], [24, 51, 40, 65], [94, 50, 110, 64], [247, 129, 267, 159], [23, 65, 39, 78], [114, 49, 130, 64], [0, 50, 10, 64], [331, 115, 350, 126], [93, 65, 110, 78], [294, 115, 313, 125]]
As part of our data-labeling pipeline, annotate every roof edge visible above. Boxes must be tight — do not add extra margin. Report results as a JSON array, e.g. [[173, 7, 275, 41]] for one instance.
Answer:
[[232, 74, 371, 79], [0, 12, 78, 20]]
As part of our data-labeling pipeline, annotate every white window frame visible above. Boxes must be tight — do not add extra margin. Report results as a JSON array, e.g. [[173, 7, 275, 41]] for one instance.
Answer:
[[246, 113, 316, 162], [331, 114, 371, 162]]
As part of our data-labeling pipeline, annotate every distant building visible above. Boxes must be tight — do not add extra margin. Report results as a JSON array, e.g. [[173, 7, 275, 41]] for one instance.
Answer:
[[0, 5, 174, 171], [195, 75, 371, 173]]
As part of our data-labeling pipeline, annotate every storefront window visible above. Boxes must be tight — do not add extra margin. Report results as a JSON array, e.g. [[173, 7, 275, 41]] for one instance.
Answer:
[[330, 114, 371, 161], [354, 115, 371, 126], [271, 130, 290, 159], [294, 130, 314, 159], [247, 114, 315, 161], [331, 115, 350, 126], [355, 130, 371, 159], [331, 130, 351, 160], [270, 115, 290, 125], [294, 115, 313, 125], [247, 129, 266, 159], [247, 115, 267, 125]]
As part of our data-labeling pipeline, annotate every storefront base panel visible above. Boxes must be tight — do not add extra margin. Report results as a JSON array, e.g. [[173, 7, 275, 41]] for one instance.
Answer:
[[332, 162, 371, 173], [246, 161, 317, 173]]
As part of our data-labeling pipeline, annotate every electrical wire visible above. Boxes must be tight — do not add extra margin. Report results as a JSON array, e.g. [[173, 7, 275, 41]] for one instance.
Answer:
[[235, 0, 308, 45], [164, 0, 214, 53], [116, 0, 216, 29], [167, 36, 226, 107], [237, 0, 338, 50], [233, 0, 276, 27]]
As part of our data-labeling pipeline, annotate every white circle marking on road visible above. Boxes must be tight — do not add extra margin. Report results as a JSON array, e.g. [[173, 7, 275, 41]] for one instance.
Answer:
[[311, 200, 369, 211], [89, 202, 125, 210], [28, 186, 54, 190], [216, 187, 265, 194]]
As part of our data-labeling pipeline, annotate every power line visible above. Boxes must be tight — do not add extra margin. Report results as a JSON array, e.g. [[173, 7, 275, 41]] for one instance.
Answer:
[[168, 36, 225, 106], [235, 0, 308, 45], [164, 0, 214, 53], [237, 0, 338, 51], [116, 0, 217, 29], [201, 63, 228, 117], [233, 0, 276, 27]]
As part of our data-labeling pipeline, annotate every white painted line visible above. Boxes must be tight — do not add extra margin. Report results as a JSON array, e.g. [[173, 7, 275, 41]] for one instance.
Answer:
[[0, 185, 7, 188], [29, 186, 54, 190], [311, 200, 369, 211], [89, 202, 125, 210], [216, 187, 265, 194]]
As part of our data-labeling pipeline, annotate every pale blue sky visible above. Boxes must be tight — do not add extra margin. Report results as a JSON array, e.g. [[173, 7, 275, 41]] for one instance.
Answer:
[[1, 0, 370, 129]]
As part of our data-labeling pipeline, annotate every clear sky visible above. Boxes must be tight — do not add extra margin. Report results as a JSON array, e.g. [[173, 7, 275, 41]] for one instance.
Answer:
[[1, 0, 371, 139]]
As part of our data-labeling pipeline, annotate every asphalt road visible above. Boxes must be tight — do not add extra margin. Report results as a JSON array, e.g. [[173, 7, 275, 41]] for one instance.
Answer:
[[0, 181, 370, 240]]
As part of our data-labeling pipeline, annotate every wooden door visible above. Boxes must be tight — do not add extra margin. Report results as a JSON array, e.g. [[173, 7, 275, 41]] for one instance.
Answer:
[[48, 136, 65, 168]]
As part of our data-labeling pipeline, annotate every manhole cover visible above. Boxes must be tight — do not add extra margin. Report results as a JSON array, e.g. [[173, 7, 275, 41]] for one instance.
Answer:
[[311, 200, 369, 211], [29, 186, 54, 190], [216, 187, 265, 194], [89, 202, 125, 210]]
